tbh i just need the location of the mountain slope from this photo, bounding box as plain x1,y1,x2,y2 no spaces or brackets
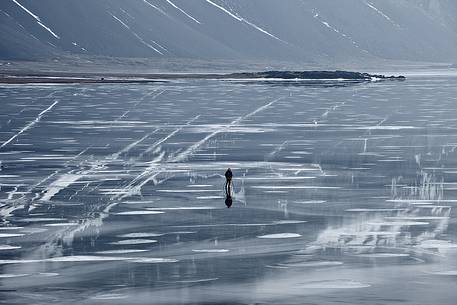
1,0,456,64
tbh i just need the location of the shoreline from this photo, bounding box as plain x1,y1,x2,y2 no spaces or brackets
0,70,405,84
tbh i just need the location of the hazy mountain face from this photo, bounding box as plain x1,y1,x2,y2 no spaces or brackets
1,0,456,64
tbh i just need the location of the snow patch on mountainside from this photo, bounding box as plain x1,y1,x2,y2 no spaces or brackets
165,0,201,24
142,0,169,17
365,1,401,28
110,12,164,55
11,0,60,39
313,9,369,54
205,0,285,43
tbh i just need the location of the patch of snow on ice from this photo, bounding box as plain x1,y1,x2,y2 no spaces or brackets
0,101,58,149
192,249,229,253
257,233,302,239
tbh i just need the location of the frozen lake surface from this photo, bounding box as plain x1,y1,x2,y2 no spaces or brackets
0,76,456,304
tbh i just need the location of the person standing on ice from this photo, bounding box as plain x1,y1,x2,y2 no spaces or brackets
225,168,233,191
225,168,233,208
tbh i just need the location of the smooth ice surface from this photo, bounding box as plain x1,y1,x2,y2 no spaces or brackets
0,75,457,304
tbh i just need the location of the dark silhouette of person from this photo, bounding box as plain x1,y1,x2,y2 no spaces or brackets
225,196,233,208
224,168,233,208
225,168,232,190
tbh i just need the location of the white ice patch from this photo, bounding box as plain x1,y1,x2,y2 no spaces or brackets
156,189,219,193
257,233,301,239
0,259,39,264
386,216,449,220
46,256,127,262
355,125,418,130
273,220,307,225
96,249,149,254
12,0,60,39
346,208,406,212
252,186,340,190
38,272,59,277
18,218,63,222
109,239,158,245
0,245,21,250
0,233,24,238
388,199,457,203
115,210,164,215
20,228,48,233
368,221,429,226
147,206,217,210
40,173,81,201
294,200,327,204
130,257,178,263
192,249,229,253
0,256,176,264
243,176,316,181
172,278,218,283
91,294,128,300
166,231,196,235
44,223,79,227
355,253,410,258
0,273,29,278
339,231,401,236
281,261,343,268
417,240,457,249
117,233,164,238
298,280,370,289
428,270,457,276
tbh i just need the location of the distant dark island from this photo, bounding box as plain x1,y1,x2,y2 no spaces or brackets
225,70,406,80
0,70,405,84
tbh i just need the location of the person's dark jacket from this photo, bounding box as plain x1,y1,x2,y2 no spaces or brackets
225,169,233,180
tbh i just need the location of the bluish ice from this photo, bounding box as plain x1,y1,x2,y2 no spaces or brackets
0,75,456,304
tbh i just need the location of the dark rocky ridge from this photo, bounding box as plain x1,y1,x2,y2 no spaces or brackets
226,71,406,80
0,70,405,84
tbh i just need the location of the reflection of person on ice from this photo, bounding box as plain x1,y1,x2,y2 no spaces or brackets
225,168,233,208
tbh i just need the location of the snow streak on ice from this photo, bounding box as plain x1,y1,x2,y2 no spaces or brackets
11,0,60,39
0,101,58,149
